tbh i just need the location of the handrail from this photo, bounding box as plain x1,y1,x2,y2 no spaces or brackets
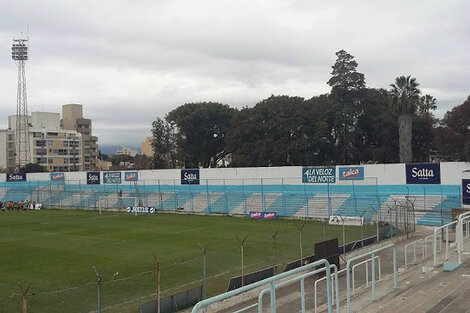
314,266,346,313
352,255,381,294
191,258,333,313
346,243,397,313
258,264,340,313
433,220,458,266
458,211,470,264
404,239,425,268
424,233,441,259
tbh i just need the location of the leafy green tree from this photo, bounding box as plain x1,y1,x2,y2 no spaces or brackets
418,94,437,116
327,49,365,104
356,88,399,163
326,50,367,164
434,95,470,161
389,75,421,163
151,117,176,169
19,163,46,173
166,102,235,168
226,95,337,167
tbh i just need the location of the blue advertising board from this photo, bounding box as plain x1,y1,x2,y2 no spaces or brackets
6,173,26,182
103,172,121,184
124,171,138,181
406,163,441,184
462,179,470,205
181,169,200,185
51,172,65,181
302,167,336,183
86,171,101,185
338,167,364,180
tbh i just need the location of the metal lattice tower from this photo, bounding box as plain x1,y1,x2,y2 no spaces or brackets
12,38,31,169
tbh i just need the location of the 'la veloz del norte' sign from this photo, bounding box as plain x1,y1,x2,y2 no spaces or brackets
302,167,336,183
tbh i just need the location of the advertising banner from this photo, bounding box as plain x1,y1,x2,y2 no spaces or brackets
86,171,101,185
6,173,26,182
248,211,277,220
406,163,441,184
328,215,363,226
126,206,155,214
181,169,200,185
50,172,65,181
124,171,138,181
462,179,470,205
302,167,336,183
103,172,122,184
338,167,364,180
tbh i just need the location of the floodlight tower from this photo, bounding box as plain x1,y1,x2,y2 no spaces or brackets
12,37,31,169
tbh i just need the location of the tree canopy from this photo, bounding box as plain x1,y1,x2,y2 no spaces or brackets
149,50,465,168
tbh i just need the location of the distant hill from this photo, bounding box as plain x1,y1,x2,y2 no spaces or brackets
99,145,141,155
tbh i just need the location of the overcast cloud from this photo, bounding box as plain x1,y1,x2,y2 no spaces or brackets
0,0,469,146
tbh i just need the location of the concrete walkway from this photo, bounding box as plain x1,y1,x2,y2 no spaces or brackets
204,226,437,313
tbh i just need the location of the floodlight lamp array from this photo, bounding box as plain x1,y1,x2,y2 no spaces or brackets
12,40,28,61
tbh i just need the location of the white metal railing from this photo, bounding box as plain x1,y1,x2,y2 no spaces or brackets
404,239,425,268
314,267,346,313
191,259,335,313
257,264,340,313
352,255,381,294
458,212,470,264
433,220,458,267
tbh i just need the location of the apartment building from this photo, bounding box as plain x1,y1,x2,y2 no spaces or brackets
0,104,98,172
141,136,153,157
61,104,98,171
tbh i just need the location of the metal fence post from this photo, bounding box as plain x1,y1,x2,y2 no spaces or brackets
222,179,228,214
206,179,211,214
261,178,265,212
282,178,287,217
371,252,376,301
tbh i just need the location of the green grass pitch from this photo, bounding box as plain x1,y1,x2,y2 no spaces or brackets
0,210,378,313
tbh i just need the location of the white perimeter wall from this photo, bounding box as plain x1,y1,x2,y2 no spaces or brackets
1,162,469,186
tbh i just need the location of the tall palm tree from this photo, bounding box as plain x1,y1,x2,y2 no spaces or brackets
419,94,437,115
389,75,421,163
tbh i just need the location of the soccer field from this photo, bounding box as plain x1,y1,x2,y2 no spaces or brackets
0,210,378,313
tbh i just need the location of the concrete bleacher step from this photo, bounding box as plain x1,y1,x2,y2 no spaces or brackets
180,192,223,213
230,193,282,215
359,261,470,313
296,194,350,219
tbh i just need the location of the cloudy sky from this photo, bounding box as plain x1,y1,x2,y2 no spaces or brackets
1,0,469,147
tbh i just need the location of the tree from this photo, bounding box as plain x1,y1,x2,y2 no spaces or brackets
18,163,46,173
389,75,421,163
434,95,470,161
418,94,437,116
133,154,153,170
327,49,365,104
225,95,337,167
326,50,367,164
166,102,235,168
356,88,399,163
151,118,176,169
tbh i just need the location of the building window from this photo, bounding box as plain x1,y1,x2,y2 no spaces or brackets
8,134,13,141
47,132,58,136
36,140,46,147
